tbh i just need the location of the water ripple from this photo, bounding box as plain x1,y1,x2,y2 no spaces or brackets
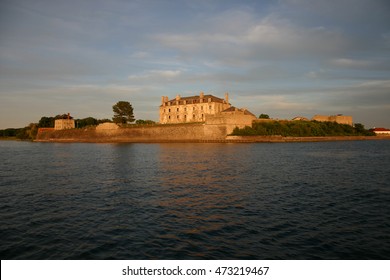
1,141,390,259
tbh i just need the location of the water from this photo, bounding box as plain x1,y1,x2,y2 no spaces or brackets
1,140,390,259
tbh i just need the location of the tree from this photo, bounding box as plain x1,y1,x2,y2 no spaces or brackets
259,113,270,119
135,119,156,125
112,101,135,124
76,117,98,128
38,116,55,128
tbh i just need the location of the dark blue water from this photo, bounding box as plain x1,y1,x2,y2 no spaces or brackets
1,140,390,259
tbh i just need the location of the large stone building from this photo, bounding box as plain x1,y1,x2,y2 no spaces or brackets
159,92,231,124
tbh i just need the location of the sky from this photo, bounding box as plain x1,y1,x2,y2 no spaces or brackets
1,0,389,129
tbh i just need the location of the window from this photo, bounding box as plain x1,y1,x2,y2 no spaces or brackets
193,114,195,119
168,108,171,112
209,105,212,110
177,115,179,119
177,108,179,112
201,106,203,110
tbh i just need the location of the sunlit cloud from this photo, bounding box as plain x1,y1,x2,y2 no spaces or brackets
128,70,182,81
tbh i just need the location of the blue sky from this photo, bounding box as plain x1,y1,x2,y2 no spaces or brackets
1,0,389,129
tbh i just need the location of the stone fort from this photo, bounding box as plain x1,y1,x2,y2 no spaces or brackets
159,92,232,124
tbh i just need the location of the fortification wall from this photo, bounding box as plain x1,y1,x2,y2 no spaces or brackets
206,111,256,134
36,123,228,142
312,115,353,126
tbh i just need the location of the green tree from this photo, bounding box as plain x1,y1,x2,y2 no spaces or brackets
259,113,270,119
135,119,156,125
16,123,38,140
112,101,135,124
38,116,55,128
76,117,98,128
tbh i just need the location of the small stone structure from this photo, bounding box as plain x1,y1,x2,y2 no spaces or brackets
312,115,353,126
54,119,75,130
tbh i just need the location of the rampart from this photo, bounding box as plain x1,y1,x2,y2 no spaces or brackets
35,124,387,143
312,115,353,126
36,123,228,143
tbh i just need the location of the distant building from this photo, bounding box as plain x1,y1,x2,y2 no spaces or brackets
54,113,75,130
312,114,353,126
159,92,231,124
292,116,309,121
370,127,390,135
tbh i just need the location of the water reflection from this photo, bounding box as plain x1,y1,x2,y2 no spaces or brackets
145,144,254,258
1,141,389,259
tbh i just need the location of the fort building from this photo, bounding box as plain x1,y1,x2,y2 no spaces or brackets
159,92,231,124
54,113,75,130
54,119,75,130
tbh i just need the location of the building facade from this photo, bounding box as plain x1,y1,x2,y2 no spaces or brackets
159,92,231,124
54,119,75,130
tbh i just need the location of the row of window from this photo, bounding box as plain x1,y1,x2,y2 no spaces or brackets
164,98,217,106
164,105,212,113
167,114,204,120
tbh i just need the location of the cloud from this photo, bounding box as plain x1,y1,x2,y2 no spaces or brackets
130,51,150,59
154,13,354,68
128,70,182,81
330,58,377,69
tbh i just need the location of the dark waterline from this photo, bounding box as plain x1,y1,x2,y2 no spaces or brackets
1,140,390,259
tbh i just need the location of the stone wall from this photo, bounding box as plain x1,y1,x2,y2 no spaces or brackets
206,109,257,134
312,115,353,126
37,123,229,142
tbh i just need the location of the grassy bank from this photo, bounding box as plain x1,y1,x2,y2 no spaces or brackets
231,120,375,137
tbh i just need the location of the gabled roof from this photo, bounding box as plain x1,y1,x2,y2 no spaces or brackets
167,94,225,103
222,106,256,117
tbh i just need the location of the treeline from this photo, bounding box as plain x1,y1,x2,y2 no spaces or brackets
0,115,112,140
231,120,375,137
38,115,112,128
1,115,157,140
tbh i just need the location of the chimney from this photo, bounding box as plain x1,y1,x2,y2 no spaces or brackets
225,92,229,104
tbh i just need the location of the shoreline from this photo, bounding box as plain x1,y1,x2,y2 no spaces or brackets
34,135,390,143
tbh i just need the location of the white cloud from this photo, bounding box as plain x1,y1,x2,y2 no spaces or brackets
128,70,182,81
330,58,376,68
130,51,150,59
154,13,353,67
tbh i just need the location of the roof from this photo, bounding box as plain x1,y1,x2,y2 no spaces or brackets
292,116,309,121
222,106,256,117
167,94,225,104
372,127,390,131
